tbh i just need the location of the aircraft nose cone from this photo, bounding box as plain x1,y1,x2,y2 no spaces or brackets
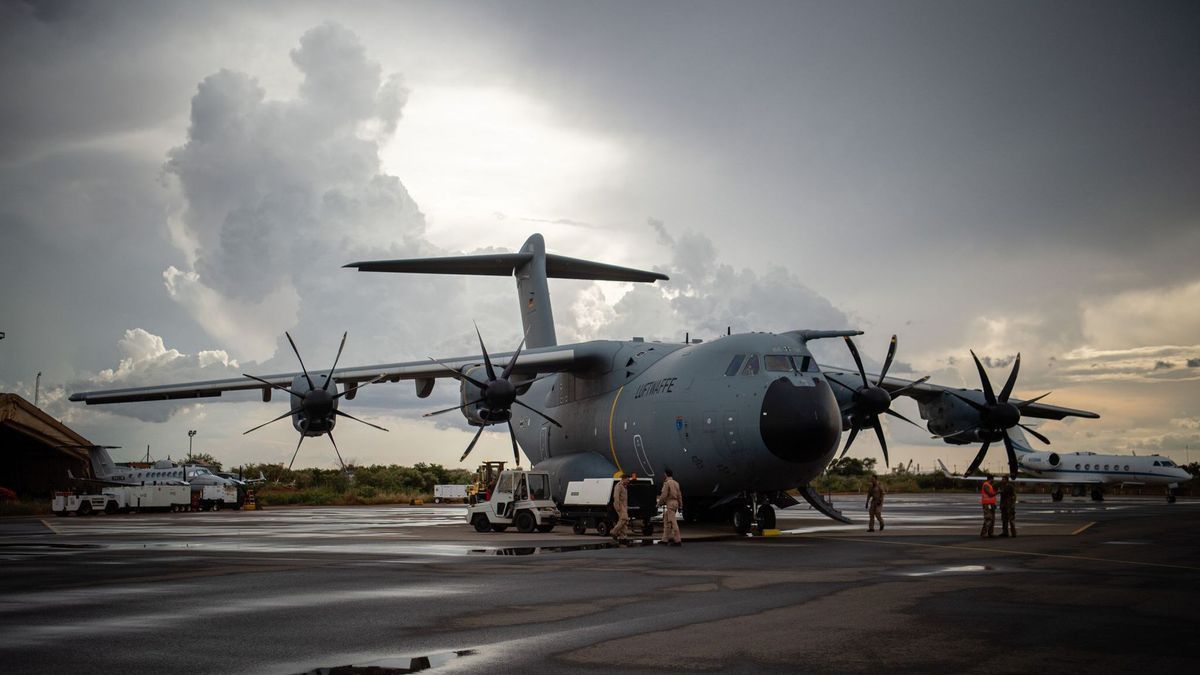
759,377,842,463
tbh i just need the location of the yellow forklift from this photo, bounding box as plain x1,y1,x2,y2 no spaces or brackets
470,461,507,505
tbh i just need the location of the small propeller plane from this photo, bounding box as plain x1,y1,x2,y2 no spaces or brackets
70,234,1099,531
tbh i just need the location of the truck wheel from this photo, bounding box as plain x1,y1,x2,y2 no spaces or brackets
515,511,536,533
434,497,442,504
572,521,587,535
213,501,221,511
536,523,555,533
77,501,93,516
642,521,654,536
472,515,491,533
105,501,119,515
595,520,611,537
490,524,509,532
54,510,66,517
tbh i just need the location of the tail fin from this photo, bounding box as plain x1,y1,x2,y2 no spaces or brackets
345,233,668,348
1006,427,1036,454
89,446,118,479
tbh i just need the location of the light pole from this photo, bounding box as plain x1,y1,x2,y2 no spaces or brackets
34,372,42,407
187,430,196,460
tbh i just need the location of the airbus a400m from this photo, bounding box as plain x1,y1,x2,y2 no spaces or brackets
71,234,1099,531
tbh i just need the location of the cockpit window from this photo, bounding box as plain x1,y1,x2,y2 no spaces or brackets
764,355,794,372
795,355,815,372
740,354,760,376
1153,461,1161,466
725,354,745,376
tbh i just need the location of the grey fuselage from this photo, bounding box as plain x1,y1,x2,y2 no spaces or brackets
499,332,843,502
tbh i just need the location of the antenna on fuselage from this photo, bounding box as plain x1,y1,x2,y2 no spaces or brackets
685,332,689,344
727,326,731,336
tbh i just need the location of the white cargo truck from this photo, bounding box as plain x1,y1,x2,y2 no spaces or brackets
195,484,240,510
433,484,469,503
465,469,559,533
127,485,191,511
53,485,192,515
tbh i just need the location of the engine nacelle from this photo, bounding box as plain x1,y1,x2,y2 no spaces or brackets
1019,451,1061,471
290,374,340,436
458,365,494,426
917,391,988,444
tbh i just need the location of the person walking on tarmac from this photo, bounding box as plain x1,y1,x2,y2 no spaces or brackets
658,468,683,546
866,474,885,532
980,474,998,538
610,474,632,545
999,476,1017,537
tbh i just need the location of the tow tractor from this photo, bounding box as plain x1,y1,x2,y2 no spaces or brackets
466,468,560,533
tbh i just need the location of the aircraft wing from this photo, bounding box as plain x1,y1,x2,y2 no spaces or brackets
820,367,1099,421
69,341,620,406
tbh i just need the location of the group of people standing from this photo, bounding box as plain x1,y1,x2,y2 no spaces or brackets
864,473,1018,537
609,468,683,547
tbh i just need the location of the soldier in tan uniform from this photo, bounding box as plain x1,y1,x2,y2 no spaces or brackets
657,468,683,546
866,474,885,532
609,474,631,544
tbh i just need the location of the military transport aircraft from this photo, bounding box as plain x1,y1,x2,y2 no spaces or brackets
70,234,1099,531
939,428,1192,503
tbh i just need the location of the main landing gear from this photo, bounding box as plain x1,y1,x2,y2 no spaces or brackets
731,493,776,535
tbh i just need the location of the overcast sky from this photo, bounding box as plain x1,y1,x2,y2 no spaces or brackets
2,0,1198,473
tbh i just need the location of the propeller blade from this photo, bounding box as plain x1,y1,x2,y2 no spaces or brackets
427,357,488,389
965,440,990,476
839,425,860,460
878,334,898,383
500,333,528,381
969,350,997,405
424,398,486,417
871,417,889,468
513,398,563,427
507,419,521,466
323,331,348,391
331,374,389,400
243,408,300,435
286,332,316,390
844,336,869,388
242,374,305,398
334,409,388,432
998,353,1021,402
327,430,347,472
1015,392,1053,409
1002,432,1018,477
884,408,924,431
1018,423,1052,445
474,322,497,382
287,434,306,472
459,425,486,463
887,375,931,398
949,391,990,414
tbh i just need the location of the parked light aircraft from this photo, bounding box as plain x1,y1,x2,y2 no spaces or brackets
63,444,244,490
939,428,1193,503
70,234,1100,530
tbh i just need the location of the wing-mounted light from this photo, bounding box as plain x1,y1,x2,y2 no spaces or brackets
827,334,928,468
241,332,387,472
424,323,562,465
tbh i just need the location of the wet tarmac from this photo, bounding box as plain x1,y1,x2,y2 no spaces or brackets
1,493,1197,673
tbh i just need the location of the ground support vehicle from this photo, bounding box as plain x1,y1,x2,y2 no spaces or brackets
53,485,194,515
126,485,192,511
433,484,470,503
466,469,559,533
559,477,658,536
53,490,126,516
192,484,240,511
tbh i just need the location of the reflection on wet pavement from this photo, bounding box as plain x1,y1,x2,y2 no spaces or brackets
303,649,477,674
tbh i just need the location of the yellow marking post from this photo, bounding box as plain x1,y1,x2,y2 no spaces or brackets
607,385,625,474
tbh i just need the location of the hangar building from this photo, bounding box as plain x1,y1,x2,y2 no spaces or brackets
0,393,93,497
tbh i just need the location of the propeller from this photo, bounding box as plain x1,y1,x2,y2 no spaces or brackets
951,351,1052,477
241,332,387,471
827,335,928,469
426,324,561,465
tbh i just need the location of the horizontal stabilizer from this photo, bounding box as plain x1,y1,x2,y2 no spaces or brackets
345,253,668,283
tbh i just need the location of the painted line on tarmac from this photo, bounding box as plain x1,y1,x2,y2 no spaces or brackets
801,535,1200,572
40,518,61,535
1071,522,1096,535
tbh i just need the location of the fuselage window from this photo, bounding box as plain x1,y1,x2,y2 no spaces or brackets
724,355,745,376
1103,465,1110,471
1085,464,1091,470
1124,465,1130,471
1075,464,1081,470
741,354,760,376
764,355,794,372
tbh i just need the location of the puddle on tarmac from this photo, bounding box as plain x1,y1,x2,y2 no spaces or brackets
469,540,656,556
303,649,476,673
896,565,991,577
0,542,103,550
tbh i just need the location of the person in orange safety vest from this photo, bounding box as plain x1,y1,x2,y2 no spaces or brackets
980,474,997,538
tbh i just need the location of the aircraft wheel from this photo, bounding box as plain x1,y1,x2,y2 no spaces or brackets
1090,488,1104,502
732,506,753,535
1051,488,1063,502
490,524,509,532
472,515,491,532
595,520,611,537
1168,494,1177,504
77,501,93,516
756,504,776,530
105,501,119,515
572,521,587,535
515,511,537,533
